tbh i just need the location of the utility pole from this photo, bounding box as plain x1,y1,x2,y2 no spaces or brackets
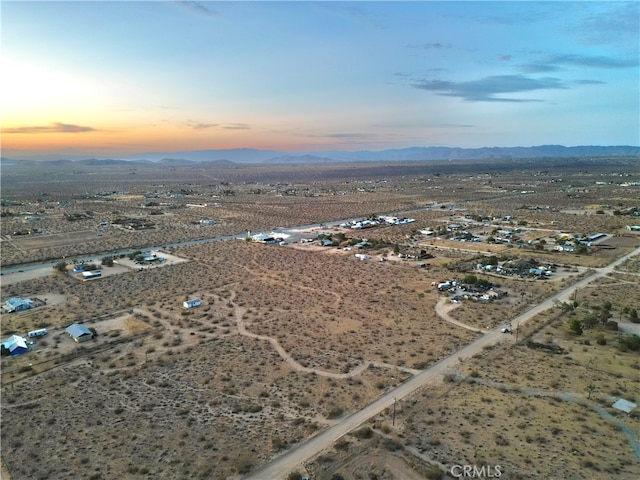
515,323,519,343
392,398,397,426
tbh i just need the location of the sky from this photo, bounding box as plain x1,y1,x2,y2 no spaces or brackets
1,1,639,160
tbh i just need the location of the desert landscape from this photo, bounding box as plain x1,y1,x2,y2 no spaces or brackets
1,158,640,480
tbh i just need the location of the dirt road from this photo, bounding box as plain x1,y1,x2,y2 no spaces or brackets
243,245,640,480
434,298,484,333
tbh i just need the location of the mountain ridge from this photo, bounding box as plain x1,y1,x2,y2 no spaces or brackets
2,144,639,165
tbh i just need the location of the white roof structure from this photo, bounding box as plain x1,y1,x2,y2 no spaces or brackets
2,335,28,355
183,298,202,308
612,398,638,413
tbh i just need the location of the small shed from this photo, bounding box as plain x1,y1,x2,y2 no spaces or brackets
183,298,202,309
612,398,637,413
2,335,29,356
66,323,94,342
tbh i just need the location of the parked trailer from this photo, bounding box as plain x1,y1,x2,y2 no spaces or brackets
28,328,48,338
82,271,102,280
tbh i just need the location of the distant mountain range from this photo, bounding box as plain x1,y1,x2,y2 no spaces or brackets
3,145,639,165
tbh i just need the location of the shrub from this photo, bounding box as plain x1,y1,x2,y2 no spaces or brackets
618,334,640,352
334,439,350,451
353,426,373,439
53,261,67,273
326,406,344,419
568,318,583,335
425,466,444,480
233,452,254,474
382,437,402,451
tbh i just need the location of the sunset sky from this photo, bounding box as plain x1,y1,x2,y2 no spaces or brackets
1,1,639,160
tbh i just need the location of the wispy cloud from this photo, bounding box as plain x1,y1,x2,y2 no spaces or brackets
175,1,217,18
186,120,219,130
418,42,452,50
572,80,605,86
184,121,250,130
325,133,377,139
4,123,97,134
223,123,251,130
312,2,386,31
297,132,378,140
412,75,568,102
521,53,639,73
573,2,640,46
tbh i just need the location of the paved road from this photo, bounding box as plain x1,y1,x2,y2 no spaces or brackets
243,245,640,480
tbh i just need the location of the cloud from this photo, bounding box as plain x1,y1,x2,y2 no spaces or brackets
573,3,640,46
186,120,218,130
297,132,378,141
183,121,250,130
572,80,606,86
175,1,217,18
520,63,561,74
325,133,377,139
434,123,475,129
412,74,568,102
312,2,386,31
521,53,639,73
420,42,452,50
406,42,455,57
4,123,97,134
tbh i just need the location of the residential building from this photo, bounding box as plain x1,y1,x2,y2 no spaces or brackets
3,297,33,313
1,335,29,356
66,323,94,342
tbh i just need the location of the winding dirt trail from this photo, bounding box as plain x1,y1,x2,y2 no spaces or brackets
231,292,417,379
243,245,640,480
434,297,485,333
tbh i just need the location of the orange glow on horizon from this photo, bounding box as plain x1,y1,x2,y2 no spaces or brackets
1,122,334,157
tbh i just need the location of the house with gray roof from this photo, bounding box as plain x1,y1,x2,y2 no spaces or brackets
65,323,94,343
3,297,33,313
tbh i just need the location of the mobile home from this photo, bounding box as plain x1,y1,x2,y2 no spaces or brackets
28,328,48,338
